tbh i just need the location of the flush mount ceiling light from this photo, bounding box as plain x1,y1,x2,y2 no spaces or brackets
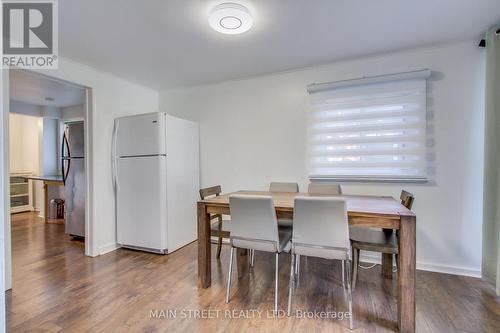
208,3,253,35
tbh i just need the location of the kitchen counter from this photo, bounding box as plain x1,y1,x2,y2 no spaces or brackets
24,175,63,183
23,175,64,223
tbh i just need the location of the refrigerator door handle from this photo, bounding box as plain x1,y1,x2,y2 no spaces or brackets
111,121,119,193
61,152,65,187
61,158,65,186
61,131,71,186
65,129,71,158
65,159,71,186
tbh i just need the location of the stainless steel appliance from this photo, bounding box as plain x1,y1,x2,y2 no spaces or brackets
61,121,85,237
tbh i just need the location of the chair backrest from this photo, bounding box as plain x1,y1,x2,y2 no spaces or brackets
308,182,342,195
200,186,224,223
269,182,299,193
199,185,222,200
293,196,349,250
229,195,279,250
400,190,414,210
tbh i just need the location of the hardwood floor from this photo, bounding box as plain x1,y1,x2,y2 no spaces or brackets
6,212,500,332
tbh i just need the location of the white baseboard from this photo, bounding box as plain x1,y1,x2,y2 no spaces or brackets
100,243,480,278
99,242,119,255
415,262,481,278
359,252,481,278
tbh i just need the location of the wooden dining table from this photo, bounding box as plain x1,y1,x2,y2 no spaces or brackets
197,190,416,333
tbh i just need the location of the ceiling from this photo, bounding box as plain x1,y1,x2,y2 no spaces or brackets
9,70,85,107
59,0,500,90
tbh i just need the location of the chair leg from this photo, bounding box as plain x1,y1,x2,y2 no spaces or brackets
287,254,295,316
275,253,279,313
295,255,300,286
352,248,359,291
295,254,300,274
250,249,255,267
216,236,223,259
341,260,345,288
226,247,235,303
346,259,354,330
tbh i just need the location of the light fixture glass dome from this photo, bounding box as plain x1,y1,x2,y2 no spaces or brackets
208,3,253,35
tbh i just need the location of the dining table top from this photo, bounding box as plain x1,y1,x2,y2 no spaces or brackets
199,190,414,219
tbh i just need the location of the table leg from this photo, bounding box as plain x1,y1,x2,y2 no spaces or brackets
236,248,248,278
397,214,416,333
382,228,394,278
197,202,211,288
44,182,48,223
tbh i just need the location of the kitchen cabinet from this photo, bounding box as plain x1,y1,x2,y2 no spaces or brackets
10,172,33,213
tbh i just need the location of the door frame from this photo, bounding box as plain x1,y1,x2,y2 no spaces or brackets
1,69,8,332
2,69,95,291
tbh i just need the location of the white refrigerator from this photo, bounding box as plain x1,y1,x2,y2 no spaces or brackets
112,112,199,254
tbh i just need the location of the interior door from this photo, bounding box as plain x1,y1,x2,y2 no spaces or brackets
115,113,166,157
116,155,167,251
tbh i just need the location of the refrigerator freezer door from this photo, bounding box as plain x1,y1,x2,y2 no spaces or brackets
65,158,85,237
116,155,167,252
62,122,85,158
115,113,166,157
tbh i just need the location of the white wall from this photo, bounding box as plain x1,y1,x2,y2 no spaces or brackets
9,114,40,175
33,58,159,256
10,100,61,118
9,100,40,117
40,106,62,119
42,118,59,175
161,40,485,277
61,104,84,120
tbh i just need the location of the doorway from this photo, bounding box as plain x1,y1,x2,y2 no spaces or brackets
4,69,93,290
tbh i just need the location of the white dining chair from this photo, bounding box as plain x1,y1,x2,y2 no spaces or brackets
308,182,342,195
226,194,292,312
294,182,342,284
287,196,353,330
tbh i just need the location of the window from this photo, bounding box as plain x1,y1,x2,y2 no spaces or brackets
307,70,430,181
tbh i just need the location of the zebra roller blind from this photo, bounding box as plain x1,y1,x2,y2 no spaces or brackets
307,72,429,181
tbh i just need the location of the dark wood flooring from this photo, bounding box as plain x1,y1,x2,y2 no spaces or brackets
6,212,500,332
